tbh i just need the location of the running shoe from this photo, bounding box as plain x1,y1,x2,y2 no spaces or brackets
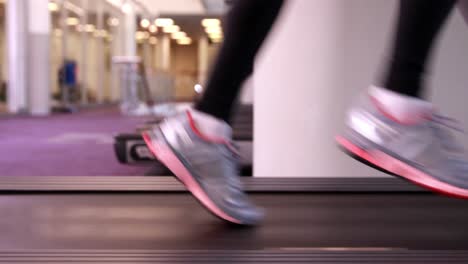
337,93,468,198
142,111,263,225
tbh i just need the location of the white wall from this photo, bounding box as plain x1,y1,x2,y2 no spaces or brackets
254,0,468,177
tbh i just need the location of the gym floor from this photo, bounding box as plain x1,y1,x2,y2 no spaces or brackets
0,106,150,177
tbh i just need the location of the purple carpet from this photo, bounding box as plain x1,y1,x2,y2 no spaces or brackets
0,107,152,177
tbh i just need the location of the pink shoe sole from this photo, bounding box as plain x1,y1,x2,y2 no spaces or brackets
142,131,242,224
336,135,468,199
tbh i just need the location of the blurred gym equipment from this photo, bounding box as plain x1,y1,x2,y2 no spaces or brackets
114,104,254,176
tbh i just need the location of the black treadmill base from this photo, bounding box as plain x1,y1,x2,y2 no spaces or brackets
2,189,468,262
2,193,468,252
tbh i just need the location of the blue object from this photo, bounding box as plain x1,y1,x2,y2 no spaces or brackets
63,60,77,86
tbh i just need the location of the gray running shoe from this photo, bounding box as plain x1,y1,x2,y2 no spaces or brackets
142,111,263,225
337,94,468,199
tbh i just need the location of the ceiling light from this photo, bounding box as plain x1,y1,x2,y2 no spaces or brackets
171,31,187,39
66,17,80,26
201,18,221,28
64,1,84,16
209,32,223,39
163,25,180,33
85,24,95,32
205,27,222,34
177,37,192,45
155,18,174,27
48,2,59,12
108,17,119,27
149,25,157,33
122,3,132,13
140,19,150,28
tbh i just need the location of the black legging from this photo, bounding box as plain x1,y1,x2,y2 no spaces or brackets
195,0,284,123
196,0,457,124
380,0,456,98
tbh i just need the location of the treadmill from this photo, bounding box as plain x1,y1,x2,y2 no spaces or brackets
2,176,468,263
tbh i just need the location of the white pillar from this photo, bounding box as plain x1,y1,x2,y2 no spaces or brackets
198,36,209,85
110,13,123,102
6,0,28,113
124,7,137,57
80,0,89,105
60,0,68,63
96,0,105,103
59,0,69,107
27,0,51,115
156,35,171,71
121,6,137,106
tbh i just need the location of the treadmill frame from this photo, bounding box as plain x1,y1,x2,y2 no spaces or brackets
1,249,467,263
0,177,424,192
1,177,463,262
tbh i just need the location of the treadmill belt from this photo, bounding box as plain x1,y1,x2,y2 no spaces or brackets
2,193,468,251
